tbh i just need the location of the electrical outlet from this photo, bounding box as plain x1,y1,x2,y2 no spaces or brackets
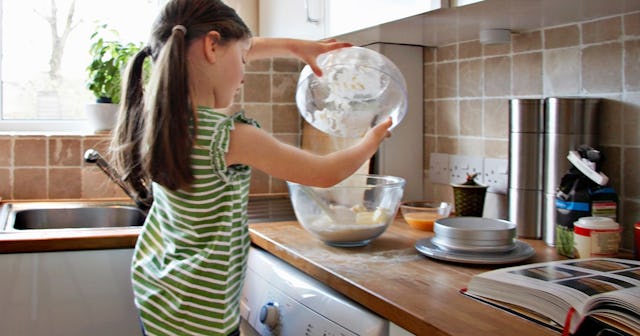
449,155,483,184
429,153,450,184
483,158,509,194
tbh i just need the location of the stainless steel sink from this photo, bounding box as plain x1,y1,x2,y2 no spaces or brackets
1,202,146,231
0,196,297,231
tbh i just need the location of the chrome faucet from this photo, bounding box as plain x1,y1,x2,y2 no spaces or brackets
84,149,152,211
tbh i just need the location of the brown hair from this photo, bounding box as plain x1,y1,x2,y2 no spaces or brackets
111,0,251,195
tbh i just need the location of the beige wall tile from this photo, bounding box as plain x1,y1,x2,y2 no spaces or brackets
424,100,436,135
623,147,640,198
437,44,457,62
459,99,483,136
249,169,269,194
436,100,459,136
457,138,485,157
246,58,271,72
513,31,541,53
423,47,436,63
483,43,510,57
272,104,300,133
0,138,11,166
273,58,301,73
484,139,508,159
424,63,436,100
436,137,458,154
544,25,579,49
0,168,11,198
484,99,509,139
600,146,621,198
14,168,47,199
625,40,640,91
459,59,482,97
436,62,458,98
458,40,482,59
598,98,623,146
49,137,81,167
272,73,297,103
244,103,273,132
484,56,511,97
243,73,271,102
623,93,640,146
543,47,581,95
81,167,126,198
270,178,289,194
582,17,622,44
50,168,82,198
625,12,640,36
513,52,542,96
15,138,46,167
582,42,622,93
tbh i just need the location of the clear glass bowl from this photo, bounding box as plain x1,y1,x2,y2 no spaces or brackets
400,201,452,232
296,47,408,138
287,174,406,247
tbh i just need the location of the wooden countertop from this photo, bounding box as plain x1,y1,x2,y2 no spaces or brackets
0,199,611,335
248,219,565,336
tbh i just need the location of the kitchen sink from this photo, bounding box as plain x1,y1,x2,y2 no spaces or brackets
0,196,297,231
1,202,146,231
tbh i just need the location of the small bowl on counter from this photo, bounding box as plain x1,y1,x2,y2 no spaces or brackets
287,174,406,247
400,201,452,231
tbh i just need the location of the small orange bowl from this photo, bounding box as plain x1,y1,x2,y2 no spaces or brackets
400,201,452,231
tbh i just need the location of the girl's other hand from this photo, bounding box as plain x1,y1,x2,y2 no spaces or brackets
298,39,352,77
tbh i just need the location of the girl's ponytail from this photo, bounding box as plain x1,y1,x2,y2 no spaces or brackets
110,47,152,204
143,26,194,190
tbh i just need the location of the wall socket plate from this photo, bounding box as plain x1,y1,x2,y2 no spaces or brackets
429,153,450,184
449,155,483,185
483,158,509,194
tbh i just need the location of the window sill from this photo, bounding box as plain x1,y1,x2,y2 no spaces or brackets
0,120,104,136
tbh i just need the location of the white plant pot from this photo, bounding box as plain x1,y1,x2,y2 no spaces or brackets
85,103,119,132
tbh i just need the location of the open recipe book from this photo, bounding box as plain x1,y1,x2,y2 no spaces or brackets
463,258,640,336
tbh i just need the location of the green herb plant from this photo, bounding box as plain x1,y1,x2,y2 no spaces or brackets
86,24,143,104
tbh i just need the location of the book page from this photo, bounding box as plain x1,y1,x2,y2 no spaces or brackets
466,258,640,333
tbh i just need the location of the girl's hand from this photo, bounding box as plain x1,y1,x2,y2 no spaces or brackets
365,117,393,144
294,39,353,76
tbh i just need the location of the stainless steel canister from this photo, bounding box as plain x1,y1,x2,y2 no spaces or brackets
542,97,600,246
508,99,544,238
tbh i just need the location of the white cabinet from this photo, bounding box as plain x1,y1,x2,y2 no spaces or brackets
326,0,445,37
259,0,326,40
259,0,446,40
0,249,141,336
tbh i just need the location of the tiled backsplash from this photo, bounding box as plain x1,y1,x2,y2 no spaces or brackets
0,57,303,199
424,11,640,249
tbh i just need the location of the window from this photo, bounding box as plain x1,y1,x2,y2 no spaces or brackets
0,0,160,132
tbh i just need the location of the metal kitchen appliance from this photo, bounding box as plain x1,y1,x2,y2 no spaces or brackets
541,97,600,246
508,99,544,238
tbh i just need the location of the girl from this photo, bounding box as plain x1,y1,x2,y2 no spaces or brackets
111,0,392,335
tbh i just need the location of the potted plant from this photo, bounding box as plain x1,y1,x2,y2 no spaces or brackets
85,24,143,132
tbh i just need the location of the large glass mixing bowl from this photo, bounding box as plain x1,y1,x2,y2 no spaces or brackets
296,47,408,138
287,174,406,247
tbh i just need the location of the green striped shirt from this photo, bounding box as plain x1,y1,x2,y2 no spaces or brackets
133,108,256,336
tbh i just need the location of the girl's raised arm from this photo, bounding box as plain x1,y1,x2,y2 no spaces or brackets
246,37,352,76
